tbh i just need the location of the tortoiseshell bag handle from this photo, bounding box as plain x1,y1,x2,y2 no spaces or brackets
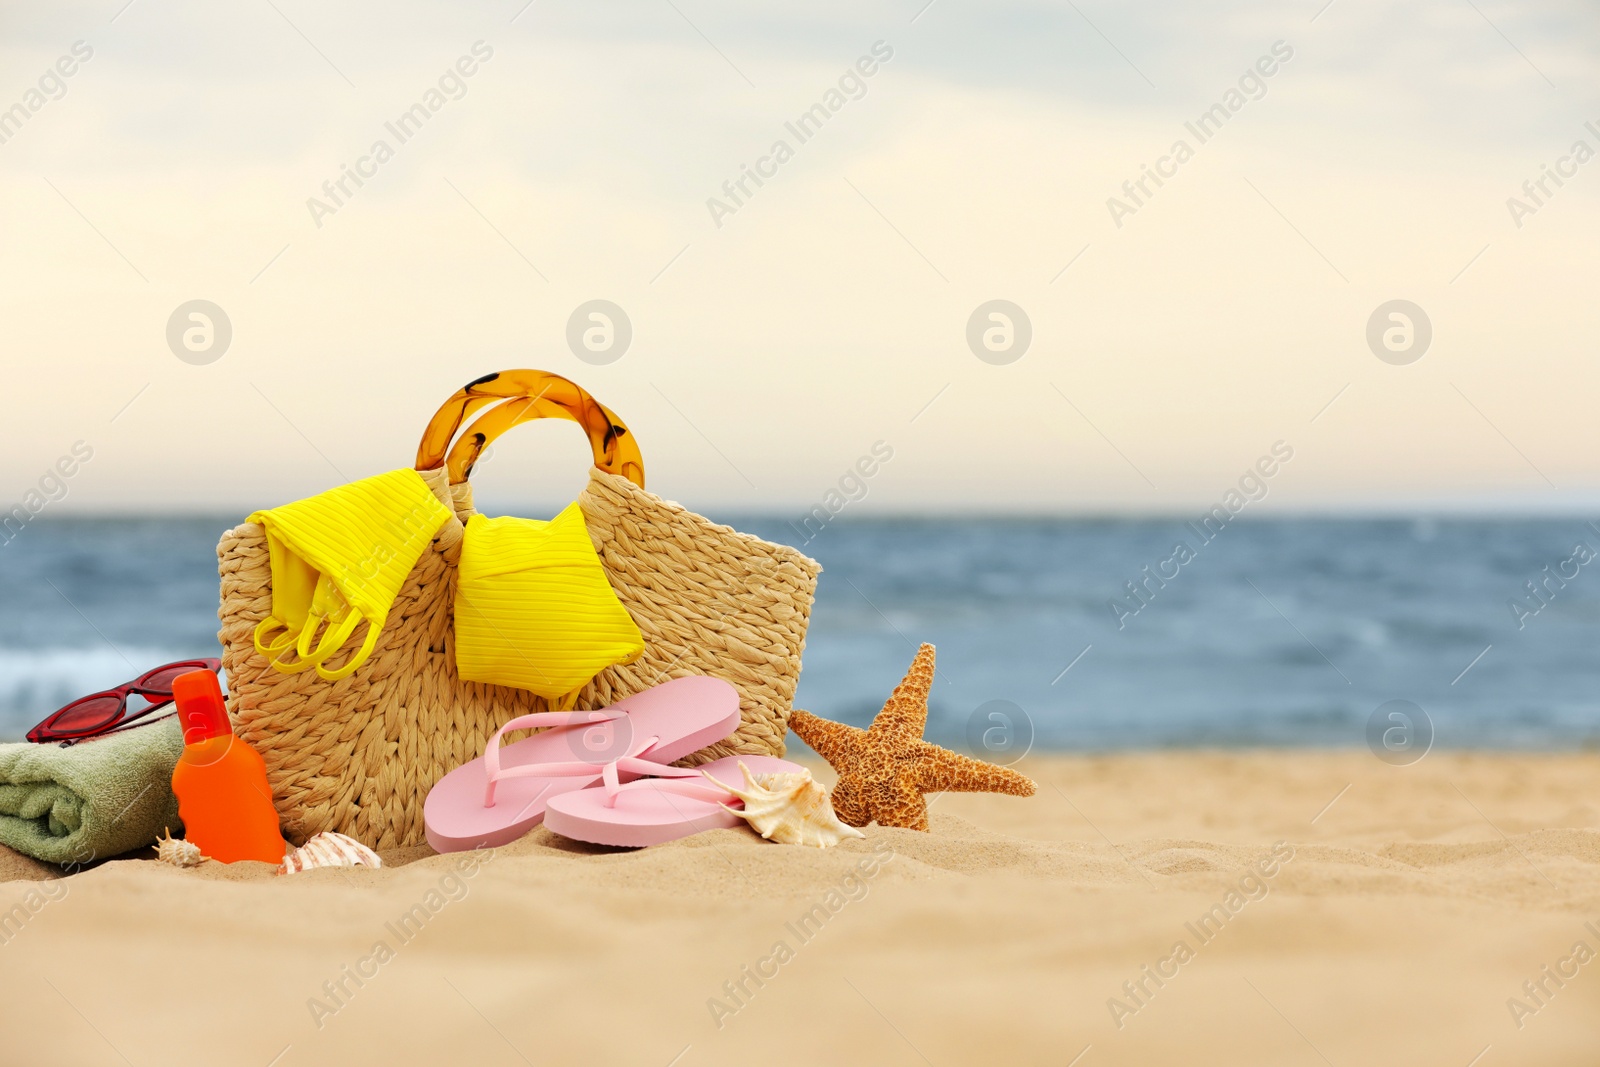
414,370,644,488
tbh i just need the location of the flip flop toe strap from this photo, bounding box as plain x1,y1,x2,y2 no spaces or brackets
481,710,624,807
598,770,739,810
598,756,708,806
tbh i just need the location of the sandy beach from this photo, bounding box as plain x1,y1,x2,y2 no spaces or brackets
0,750,1595,1066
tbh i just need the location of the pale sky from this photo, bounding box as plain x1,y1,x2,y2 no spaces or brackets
2,0,1598,516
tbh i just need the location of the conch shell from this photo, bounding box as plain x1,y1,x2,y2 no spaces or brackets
277,832,382,875
153,828,205,868
703,763,866,848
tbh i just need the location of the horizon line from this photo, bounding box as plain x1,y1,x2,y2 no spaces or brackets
16,503,1600,523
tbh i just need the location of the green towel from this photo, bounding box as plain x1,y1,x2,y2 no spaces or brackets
0,719,184,868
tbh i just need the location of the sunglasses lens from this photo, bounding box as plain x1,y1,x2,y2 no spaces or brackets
50,695,125,735
138,663,205,693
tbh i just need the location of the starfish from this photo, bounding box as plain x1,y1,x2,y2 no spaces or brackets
789,643,1036,831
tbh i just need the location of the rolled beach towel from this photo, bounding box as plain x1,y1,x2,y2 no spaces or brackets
0,719,184,868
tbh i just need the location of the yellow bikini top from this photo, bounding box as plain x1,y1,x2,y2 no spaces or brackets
249,469,453,680
418,370,647,705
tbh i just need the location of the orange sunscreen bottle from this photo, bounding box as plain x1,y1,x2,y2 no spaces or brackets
169,669,285,864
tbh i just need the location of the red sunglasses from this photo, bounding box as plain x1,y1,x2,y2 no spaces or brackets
27,658,223,745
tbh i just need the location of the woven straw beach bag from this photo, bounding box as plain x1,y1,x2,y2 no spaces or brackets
216,370,821,849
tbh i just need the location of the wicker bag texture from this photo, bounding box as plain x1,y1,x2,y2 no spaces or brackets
215,371,821,848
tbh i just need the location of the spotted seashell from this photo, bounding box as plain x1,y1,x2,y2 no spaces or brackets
277,832,382,875
703,763,867,848
153,828,205,868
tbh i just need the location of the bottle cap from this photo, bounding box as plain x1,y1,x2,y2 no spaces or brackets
172,669,232,745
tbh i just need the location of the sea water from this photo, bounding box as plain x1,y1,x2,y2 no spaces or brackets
2,515,1597,750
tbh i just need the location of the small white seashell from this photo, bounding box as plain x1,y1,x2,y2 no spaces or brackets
277,832,382,875
153,828,206,868
703,762,867,848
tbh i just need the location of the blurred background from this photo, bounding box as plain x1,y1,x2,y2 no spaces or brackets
2,0,1597,748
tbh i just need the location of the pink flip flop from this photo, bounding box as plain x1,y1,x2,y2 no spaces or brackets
424,676,741,853
543,754,806,848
